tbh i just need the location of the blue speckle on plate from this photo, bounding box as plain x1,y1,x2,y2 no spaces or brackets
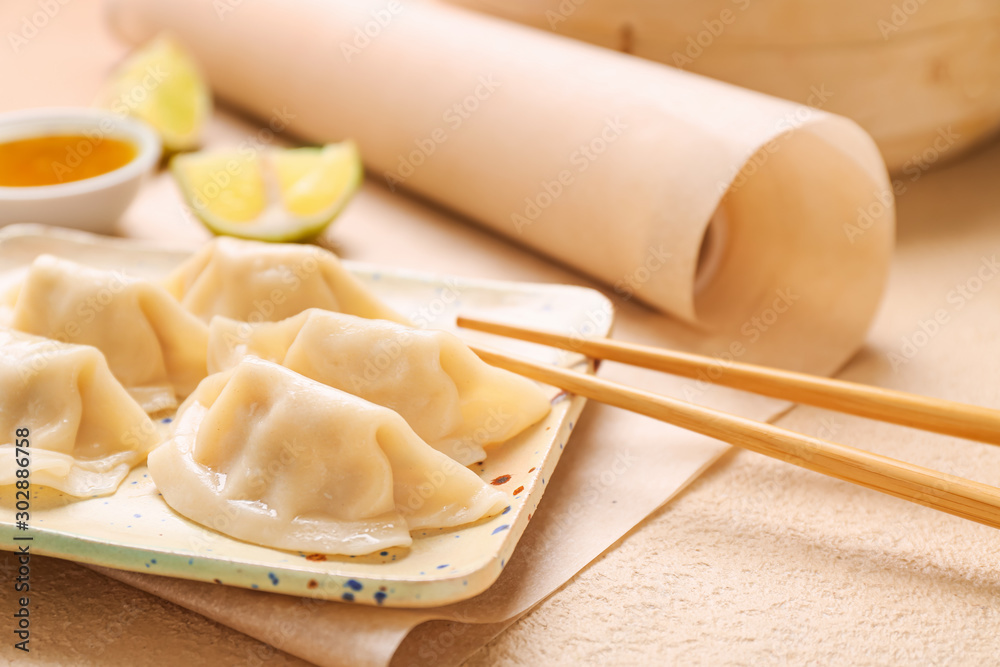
345,579,363,591
501,558,506,568
251,584,259,589
188,559,194,565
133,514,141,518
161,417,173,424
492,524,510,535
374,591,387,605
501,505,511,515
151,559,156,564
342,592,355,602
380,551,388,556
436,564,448,569
268,572,279,585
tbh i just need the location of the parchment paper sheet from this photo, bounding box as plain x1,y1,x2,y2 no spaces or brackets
1,0,898,664
109,0,894,374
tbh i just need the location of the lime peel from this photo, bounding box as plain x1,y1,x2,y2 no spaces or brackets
171,141,363,242
96,33,211,153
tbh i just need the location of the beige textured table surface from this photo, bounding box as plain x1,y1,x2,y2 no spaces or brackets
3,1,1000,665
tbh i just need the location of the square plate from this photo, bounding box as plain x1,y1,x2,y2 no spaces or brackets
0,224,612,608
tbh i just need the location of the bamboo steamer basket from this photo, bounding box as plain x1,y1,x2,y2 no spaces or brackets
445,0,1000,172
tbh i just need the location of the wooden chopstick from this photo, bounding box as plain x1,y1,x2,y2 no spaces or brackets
466,343,1000,530
457,316,1000,447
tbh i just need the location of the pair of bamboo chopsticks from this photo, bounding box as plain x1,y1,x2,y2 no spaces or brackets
457,315,1000,531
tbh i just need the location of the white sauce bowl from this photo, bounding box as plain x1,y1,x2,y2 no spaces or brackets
0,108,161,234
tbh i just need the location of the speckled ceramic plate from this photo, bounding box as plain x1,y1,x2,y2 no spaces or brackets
0,224,612,608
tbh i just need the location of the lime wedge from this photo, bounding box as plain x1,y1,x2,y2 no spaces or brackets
171,142,363,241
97,34,211,153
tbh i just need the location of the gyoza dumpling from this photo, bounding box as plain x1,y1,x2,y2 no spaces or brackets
9,255,209,413
208,309,552,465
148,357,507,555
0,329,160,496
163,237,407,324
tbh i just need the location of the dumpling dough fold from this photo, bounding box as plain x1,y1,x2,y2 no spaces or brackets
163,237,407,324
148,357,507,555
0,329,160,496
9,255,209,413
208,309,552,465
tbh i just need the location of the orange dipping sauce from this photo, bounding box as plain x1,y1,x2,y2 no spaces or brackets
0,134,137,187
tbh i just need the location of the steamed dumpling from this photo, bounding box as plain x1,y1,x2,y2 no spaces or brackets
9,255,209,413
0,328,160,496
208,309,552,465
163,237,407,324
148,357,507,555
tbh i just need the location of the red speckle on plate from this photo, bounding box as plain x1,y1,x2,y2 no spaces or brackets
305,553,327,562
490,474,511,485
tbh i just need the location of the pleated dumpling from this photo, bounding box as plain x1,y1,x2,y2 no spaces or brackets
9,255,209,413
0,329,160,496
163,237,407,324
148,357,507,555
208,309,552,465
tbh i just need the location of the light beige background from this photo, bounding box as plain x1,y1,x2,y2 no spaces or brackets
2,0,1000,665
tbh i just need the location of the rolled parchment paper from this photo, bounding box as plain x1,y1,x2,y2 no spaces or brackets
109,0,893,374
